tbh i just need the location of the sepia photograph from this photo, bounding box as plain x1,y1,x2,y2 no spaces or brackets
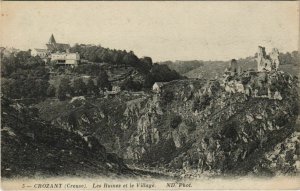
0,1,299,190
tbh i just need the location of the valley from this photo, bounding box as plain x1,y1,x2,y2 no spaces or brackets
1,44,300,179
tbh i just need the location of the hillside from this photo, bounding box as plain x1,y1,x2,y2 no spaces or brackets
165,51,299,80
36,70,300,177
68,44,183,88
1,46,183,104
160,60,204,75
183,61,228,79
183,59,300,80
1,97,130,178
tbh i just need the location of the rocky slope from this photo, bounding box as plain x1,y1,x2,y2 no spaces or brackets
36,70,299,176
1,97,130,178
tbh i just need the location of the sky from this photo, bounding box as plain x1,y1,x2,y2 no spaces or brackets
0,2,299,62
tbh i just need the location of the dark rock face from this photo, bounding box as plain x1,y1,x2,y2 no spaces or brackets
1,98,130,178
39,71,299,176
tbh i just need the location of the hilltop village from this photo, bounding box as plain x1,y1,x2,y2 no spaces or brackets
1,35,297,105
31,34,80,67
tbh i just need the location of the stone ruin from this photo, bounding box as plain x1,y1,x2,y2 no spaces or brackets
220,46,287,100
228,59,242,75
256,46,280,72
227,46,280,75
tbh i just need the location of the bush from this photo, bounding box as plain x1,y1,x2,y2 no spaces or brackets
47,85,56,97
1,51,50,100
73,78,87,96
169,114,182,129
87,78,98,95
193,94,211,111
97,70,111,92
162,90,174,103
56,78,72,101
120,77,142,91
143,64,182,88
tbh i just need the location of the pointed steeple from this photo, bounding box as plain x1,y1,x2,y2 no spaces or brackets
48,34,56,44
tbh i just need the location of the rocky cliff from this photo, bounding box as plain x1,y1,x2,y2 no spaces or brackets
1,98,130,178
36,70,299,176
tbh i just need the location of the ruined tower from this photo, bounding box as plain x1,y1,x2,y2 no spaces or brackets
270,48,280,71
256,46,279,72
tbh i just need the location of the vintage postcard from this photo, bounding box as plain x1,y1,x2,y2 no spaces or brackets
0,1,299,190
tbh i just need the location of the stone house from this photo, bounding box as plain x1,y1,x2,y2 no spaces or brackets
51,52,80,67
31,48,48,58
152,82,166,93
112,85,121,93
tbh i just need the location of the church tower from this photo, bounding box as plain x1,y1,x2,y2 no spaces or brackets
46,34,70,52
48,34,56,45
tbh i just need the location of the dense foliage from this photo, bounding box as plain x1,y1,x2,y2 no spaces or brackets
55,71,112,100
279,51,300,66
143,64,183,88
1,44,182,102
70,44,152,71
96,70,111,92
70,44,182,89
56,78,72,100
1,51,50,99
72,63,103,76
120,77,142,91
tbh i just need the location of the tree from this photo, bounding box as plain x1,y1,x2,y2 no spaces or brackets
24,56,44,69
141,56,153,66
100,49,111,63
1,56,18,77
149,63,182,84
57,85,67,101
291,51,300,66
73,78,87,96
121,77,142,91
122,51,139,67
47,85,56,97
143,73,155,88
35,79,49,98
1,78,20,99
1,49,52,101
279,52,292,65
56,78,72,100
15,51,31,64
112,52,123,66
87,78,98,95
96,70,111,92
